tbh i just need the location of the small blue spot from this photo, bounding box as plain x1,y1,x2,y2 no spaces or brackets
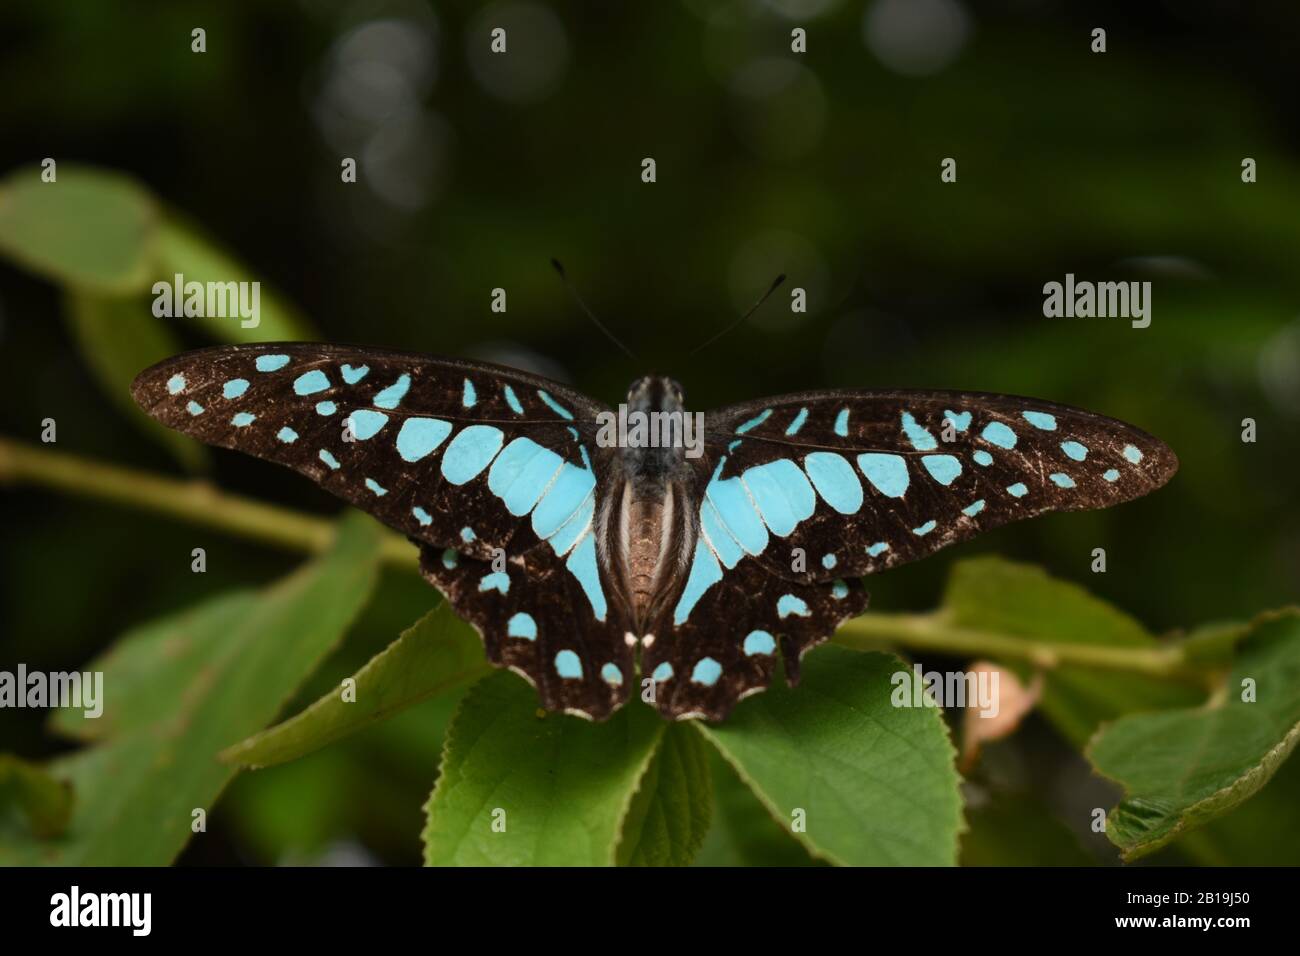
652,662,674,683
396,417,452,462
186,401,204,416
735,409,772,434
822,553,837,569
1022,411,1057,431
785,407,809,436
1123,444,1143,463
867,542,889,557
460,526,476,542
507,612,537,640
223,378,249,399
743,630,776,656
777,594,810,618
1061,440,1088,461
601,663,623,686
231,412,255,427
277,426,298,443
503,385,524,414
913,520,937,536
316,401,337,416
347,409,389,440
901,411,938,451
256,354,290,372
372,374,410,409
981,421,1017,449
167,374,186,394
691,657,723,686
479,572,510,594
462,378,476,408
831,579,848,600
441,425,505,485
962,499,985,516
834,407,850,437
319,449,340,470
294,370,331,396
858,453,909,498
1050,472,1076,488
412,506,432,526
365,477,387,496
555,650,583,679
537,389,574,420
944,410,971,432
804,452,864,515
728,440,742,452
1103,468,1120,482
973,450,994,466
340,364,369,384
1007,482,1028,497
441,549,458,570
922,454,962,486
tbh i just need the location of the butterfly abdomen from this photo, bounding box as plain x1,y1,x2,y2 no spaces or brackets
613,476,693,632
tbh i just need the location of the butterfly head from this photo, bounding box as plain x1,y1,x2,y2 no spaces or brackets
626,375,686,415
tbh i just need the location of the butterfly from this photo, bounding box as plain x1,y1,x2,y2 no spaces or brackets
132,343,1177,722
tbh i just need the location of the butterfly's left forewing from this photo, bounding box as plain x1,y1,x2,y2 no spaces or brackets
133,343,634,718
643,388,1177,720
698,389,1177,583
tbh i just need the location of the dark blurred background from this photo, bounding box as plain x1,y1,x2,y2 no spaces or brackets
1,0,1297,864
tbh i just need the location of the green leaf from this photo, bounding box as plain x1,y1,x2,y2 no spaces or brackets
48,591,257,743
153,217,316,343
693,749,822,866
1087,609,1300,861
63,289,208,471
221,602,491,770
1173,745,1300,865
422,673,664,866
0,165,157,292
1,512,381,865
615,723,712,866
943,557,1202,744
0,754,74,840
696,645,963,866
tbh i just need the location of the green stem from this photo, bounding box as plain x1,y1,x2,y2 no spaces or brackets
2,436,1200,679
834,611,1198,680
0,436,418,570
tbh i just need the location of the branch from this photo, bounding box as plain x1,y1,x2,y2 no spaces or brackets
834,612,1200,680
0,436,418,570
2,436,1205,680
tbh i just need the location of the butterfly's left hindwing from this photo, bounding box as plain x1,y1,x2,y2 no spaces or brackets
133,343,633,719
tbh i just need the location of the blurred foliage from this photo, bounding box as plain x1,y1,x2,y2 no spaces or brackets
1089,610,1300,861
1,1,1298,865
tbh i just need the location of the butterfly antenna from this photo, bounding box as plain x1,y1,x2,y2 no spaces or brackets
691,273,786,355
551,259,637,361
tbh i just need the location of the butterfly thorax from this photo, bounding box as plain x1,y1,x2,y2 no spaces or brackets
610,376,694,631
